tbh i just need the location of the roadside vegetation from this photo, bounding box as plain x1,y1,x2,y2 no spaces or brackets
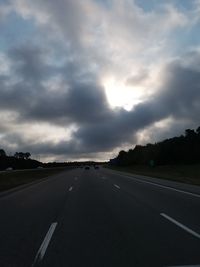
0,148,104,192
0,150,41,171
0,150,71,192
0,167,68,192
108,164,200,186
109,126,200,186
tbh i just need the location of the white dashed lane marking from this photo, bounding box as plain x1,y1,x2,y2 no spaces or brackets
161,213,200,239
114,184,120,189
32,222,57,266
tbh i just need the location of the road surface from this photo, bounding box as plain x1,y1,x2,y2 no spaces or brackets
0,167,200,267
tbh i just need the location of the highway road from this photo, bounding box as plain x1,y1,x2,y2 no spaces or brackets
0,167,200,267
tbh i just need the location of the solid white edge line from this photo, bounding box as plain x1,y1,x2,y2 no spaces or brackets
160,213,200,239
69,186,73,191
114,184,120,189
117,173,200,198
167,265,200,267
32,222,57,265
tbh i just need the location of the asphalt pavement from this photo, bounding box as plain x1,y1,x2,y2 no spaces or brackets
0,167,200,267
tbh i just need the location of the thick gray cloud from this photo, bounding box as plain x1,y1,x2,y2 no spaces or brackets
70,55,200,154
0,46,110,124
1,1,200,161
1,48,200,160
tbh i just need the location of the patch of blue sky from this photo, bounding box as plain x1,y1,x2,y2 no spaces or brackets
135,0,195,12
0,0,9,4
168,22,200,57
94,0,112,9
0,12,36,51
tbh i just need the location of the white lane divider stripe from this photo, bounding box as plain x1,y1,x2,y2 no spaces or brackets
160,213,200,239
32,222,57,265
167,265,200,267
114,184,120,189
69,186,73,191
120,174,200,198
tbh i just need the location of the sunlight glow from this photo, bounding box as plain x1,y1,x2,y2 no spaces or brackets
103,77,145,110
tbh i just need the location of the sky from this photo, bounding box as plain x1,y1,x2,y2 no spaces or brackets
0,0,200,162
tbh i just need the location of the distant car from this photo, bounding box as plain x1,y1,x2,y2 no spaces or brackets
85,166,90,170
94,166,99,169
6,167,13,171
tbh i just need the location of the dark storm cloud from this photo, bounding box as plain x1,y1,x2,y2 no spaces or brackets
0,46,106,123
158,61,200,120
26,81,112,124
1,45,200,157
9,46,51,82
71,55,200,153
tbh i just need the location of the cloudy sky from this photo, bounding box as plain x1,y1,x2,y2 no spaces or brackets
0,0,200,162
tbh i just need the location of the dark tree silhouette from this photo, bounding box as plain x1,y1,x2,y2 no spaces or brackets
14,152,31,160
110,126,200,166
0,150,40,170
24,152,31,160
0,149,6,157
196,126,200,135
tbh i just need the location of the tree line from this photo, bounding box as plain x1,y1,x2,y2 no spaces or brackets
0,150,41,170
0,149,105,170
110,126,200,166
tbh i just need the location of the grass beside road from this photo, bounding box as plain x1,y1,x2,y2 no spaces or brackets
107,164,200,186
0,167,69,192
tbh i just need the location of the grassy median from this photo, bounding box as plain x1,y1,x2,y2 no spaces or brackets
107,164,200,186
0,167,69,192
